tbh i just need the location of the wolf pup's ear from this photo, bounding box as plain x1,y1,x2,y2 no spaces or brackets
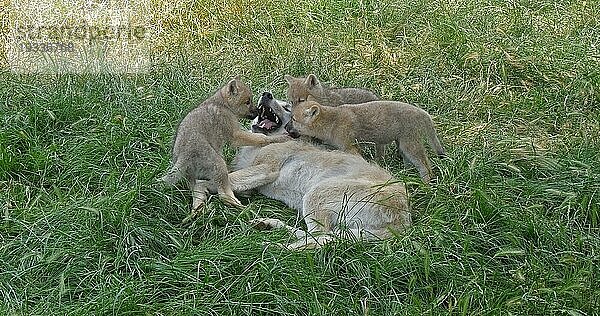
305,103,320,118
305,74,320,89
284,75,294,84
227,79,239,96
234,74,241,80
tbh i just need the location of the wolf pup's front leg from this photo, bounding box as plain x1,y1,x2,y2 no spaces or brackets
231,130,291,147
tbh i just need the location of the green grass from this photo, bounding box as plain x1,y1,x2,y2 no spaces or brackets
1,0,599,314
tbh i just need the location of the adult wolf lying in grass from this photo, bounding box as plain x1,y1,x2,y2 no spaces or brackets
223,92,411,249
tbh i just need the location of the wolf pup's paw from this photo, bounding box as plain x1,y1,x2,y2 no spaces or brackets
219,193,244,208
270,134,293,143
182,204,205,224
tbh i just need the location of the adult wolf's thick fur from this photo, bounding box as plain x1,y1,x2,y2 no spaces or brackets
229,92,411,249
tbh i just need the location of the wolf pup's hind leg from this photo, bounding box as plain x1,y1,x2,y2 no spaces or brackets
214,168,243,208
199,148,244,208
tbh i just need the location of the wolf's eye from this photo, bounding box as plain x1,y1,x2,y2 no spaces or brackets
298,99,306,103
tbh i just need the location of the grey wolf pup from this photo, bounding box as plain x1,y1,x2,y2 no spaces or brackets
225,92,411,249
285,74,378,106
160,77,290,213
285,100,445,183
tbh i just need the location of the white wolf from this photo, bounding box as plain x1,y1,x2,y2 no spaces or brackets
223,92,411,249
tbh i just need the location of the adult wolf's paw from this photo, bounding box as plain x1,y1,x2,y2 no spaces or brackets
250,218,287,230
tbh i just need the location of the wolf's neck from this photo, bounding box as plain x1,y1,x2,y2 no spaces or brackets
318,106,351,141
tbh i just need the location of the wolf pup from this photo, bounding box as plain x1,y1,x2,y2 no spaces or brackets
285,74,378,107
285,100,445,183
161,76,290,213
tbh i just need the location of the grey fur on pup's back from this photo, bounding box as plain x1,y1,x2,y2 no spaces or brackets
285,74,378,106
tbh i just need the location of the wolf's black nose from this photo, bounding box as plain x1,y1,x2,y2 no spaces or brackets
262,92,273,100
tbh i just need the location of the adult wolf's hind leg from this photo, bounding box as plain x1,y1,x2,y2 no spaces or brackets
284,235,334,250
250,217,333,250
250,218,307,239
228,164,279,193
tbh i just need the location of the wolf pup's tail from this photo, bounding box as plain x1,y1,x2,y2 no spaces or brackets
428,131,446,158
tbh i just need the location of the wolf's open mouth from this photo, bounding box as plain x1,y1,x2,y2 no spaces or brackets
253,102,281,132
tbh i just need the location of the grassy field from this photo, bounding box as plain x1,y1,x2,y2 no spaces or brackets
1,0,599,314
